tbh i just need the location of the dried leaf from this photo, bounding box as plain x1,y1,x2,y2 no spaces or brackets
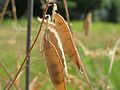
54,12,81,70
43,29,66,90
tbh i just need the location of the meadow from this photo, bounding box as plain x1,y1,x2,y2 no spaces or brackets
0,18,120,90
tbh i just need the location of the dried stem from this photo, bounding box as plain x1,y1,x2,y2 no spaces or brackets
63,0,71,30
79,59,93,90
0,61,19,90
0,0,9,20
108,38,120,75
11,0,17,20
105,38,120,89
62,2,92,88
4,3,50,90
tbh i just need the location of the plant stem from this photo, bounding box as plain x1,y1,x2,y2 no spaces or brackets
4,3,49,90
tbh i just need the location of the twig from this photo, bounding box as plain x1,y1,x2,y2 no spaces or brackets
79,61,93,90
11,0,17,20
73,35,93,90
105,38,120,90
63,0,71,30
61,2,92,88
4,3,50,90
0,61,19,90
0,0,9,20
13,59,41,85
108,38,120,75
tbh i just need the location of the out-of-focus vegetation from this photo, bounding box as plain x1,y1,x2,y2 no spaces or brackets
0,0,120,90
0,19,120,90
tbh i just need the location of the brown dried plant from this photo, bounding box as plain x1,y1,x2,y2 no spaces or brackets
54,12,81,70
4,2,92,90
38,4,92,89
83,12,92,36
0,61,19,90
4,3,51,89
43,33,66,90
54,12,92,90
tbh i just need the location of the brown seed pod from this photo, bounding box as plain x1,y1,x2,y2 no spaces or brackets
47,25,68,78
54,12,81,70
83,12,92,36
43,27,66,90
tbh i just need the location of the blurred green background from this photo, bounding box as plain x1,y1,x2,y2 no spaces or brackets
0,0,120,90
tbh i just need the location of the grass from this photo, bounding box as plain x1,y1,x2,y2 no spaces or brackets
0,18,120,90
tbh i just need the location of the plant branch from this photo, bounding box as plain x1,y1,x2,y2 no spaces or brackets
108,38,120,75
105,38,120,90
63,0,71,30
0,62,19,90
4,3,50,90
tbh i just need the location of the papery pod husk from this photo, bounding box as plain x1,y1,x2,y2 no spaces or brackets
43,29,66,90
47,25,68,77
54,12,81,70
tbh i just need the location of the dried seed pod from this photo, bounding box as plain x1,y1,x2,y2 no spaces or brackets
43,37,66,90
83,12,92,36
54,12,81,70
47,25,68,78
43,26,67,90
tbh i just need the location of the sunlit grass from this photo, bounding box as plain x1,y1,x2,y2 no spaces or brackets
0,19,120,89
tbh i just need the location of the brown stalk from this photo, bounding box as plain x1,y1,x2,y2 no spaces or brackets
105,38,120,90
63,0,71,30
0,61,19,90
11,0,17,20
4,3,50,90
0,0,9,20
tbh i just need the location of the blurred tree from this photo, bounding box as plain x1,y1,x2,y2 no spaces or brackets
2,0,120,22
101,0,120,22
0,0,5,12
107,1,118,22
110,0,120,22
14,0,27,18
59,0,102,20
75,0,102,14
11,0,42,18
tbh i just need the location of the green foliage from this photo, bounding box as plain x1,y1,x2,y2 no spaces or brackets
57,0,102,20
75,0,102,13
0,19,120,89
100,0,120,22
112,0,120,22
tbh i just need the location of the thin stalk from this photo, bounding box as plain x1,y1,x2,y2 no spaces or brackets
4,3,50,90
63,0,71,30
11,0,17,20
0,0,9,20
108,38,120,75
0,62,19,90
105,38,120,89
63,1,92,88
